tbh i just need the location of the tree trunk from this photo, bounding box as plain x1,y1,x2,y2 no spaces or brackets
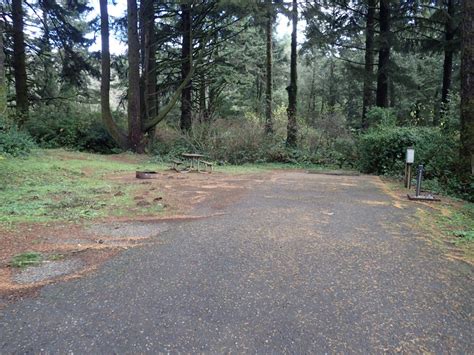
180,2,192,132
99,0,127,149
39,3,57,102
460,0,474,178
286,0,298,147
127,0,144,152
362,0,376,128
376,0,390,108
264,0,273,134
199,75,207,123
307,63,317,123
328,58,336,112
255,75,262,115
139,0,157,148
0,19,6,117
207,84,216,121
12,0,28,124
438,0,455,125
389,78,396,108
140,0,157,121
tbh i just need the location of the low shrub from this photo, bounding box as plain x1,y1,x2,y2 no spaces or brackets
0,120,36,157
357,126,457,176
26,106,118,153
357,124,472,201
151,118,357,167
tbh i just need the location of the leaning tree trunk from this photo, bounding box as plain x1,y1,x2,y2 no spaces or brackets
99,0,128,149
264,0,273,134
376,0,390,108
286,0,298,147
180,2,192,132
0,19,6,117
12,0,28,124
460,0,474,179
438,0,455,125
362,0,376,128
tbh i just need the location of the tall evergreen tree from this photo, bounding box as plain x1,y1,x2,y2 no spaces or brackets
100,0,197,152
362,0,376,128
0,18,6,117
127,0,143,152
264,0,273,134
180,2,193,132
460,0,474,178
376,0,391,108
12,0,28,124
286,0,298,147
439,0,457,123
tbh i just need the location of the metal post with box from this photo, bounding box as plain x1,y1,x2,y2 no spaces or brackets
404,147,415,189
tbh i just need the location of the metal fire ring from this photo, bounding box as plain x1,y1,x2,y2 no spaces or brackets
136,171,159,179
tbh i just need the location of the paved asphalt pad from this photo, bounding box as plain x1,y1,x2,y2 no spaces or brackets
1,172,472,353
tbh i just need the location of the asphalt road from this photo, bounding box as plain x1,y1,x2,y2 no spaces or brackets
1,172,472,353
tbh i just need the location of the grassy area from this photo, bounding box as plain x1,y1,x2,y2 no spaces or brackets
1,149,347,227
216,162,356,174
379,178,474,262
0,149,166,226
9,252,43,268
430,202,474,260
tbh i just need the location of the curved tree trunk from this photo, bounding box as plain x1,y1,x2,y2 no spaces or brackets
460,0,474,178
12,0,28,124
362,0,376,128
286,0,298,147
99,0,128,149
376,0,390,108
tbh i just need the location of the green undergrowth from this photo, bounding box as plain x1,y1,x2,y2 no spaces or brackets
0,149,166,226
10,252,43,268
384,178,473,262
9,251,66,268
422,196,474,261
216,162,351,174
437,203,474,244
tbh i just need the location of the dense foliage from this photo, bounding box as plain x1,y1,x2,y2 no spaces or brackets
0,0,472,200
0,118,36,157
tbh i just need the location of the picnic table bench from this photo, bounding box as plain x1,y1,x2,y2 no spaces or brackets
170,153,213,173
170,159,183,171
181,153,204,171
200,160,214,172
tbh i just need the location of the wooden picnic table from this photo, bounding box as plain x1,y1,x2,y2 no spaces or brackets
181,153,204,171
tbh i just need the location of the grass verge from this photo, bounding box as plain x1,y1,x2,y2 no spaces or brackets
0,149,166,226
384,178,474,263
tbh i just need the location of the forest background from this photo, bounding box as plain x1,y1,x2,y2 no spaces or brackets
0,0,473,201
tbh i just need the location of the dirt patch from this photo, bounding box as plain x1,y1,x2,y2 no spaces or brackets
0,169,268,307
107,170,265,216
